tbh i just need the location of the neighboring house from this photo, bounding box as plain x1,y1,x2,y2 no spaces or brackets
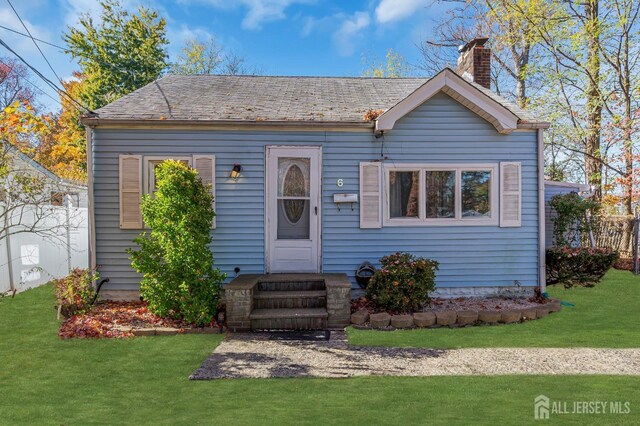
82,38,549,301
0,145,88,294
544,180,590,247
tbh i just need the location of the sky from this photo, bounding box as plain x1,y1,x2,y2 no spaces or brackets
0,0,455,112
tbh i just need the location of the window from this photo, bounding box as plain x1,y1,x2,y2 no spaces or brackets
425,170,455,218
144,157,192,194
50,192,80,207
461,171,491,219
384,164,498,226
389,171,419,218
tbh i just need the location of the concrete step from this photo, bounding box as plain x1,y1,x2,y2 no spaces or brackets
253,290,326,299
250,308,328,320
257,280,325,292
253,291,327,309
250,308,329,330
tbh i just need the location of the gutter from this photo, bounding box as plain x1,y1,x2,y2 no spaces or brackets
538,129,546,292
86,128,96,272
81,117,374,131
517,121,551,130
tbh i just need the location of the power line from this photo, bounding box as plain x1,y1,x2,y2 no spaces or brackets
22,76,63,108
0,25,65,50
0,37,93,114
5,0,65,86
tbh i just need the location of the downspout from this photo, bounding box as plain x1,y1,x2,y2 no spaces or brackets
537,129,546,292
86,128,97,273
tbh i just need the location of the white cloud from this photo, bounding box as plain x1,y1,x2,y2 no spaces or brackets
332,11,369,57
180,0,311,30
0,7,55,55
375,0,425,24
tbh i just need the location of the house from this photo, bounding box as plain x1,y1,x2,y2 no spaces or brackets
0,145,88,294
81,38,549,329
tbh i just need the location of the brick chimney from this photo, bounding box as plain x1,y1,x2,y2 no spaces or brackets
456,37,491,89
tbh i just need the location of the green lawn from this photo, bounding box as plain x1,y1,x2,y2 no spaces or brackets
349,269,640,349
0,279,638,425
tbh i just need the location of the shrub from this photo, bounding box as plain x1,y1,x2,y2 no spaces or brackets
366,252,438,313
549,192,600,247
546,247,619,288
53,268,99,317
128,160,225,326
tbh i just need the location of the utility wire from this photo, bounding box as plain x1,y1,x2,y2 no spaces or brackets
0,24,65,50
0,37,93,114
6,0,65,86
22,76,63,107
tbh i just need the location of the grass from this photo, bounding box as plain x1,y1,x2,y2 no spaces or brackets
0,278,638,425
349,269,640,349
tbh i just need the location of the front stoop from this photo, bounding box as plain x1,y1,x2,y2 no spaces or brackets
225,273,351,331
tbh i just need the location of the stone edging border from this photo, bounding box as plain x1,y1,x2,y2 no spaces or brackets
350,298,562,330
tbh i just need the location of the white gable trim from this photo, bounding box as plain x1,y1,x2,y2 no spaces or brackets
375,68,520,135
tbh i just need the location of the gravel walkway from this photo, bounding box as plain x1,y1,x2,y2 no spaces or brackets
190,332,640,379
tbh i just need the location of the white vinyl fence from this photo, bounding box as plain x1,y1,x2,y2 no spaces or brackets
0,204,88,294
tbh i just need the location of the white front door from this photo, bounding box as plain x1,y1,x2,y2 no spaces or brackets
266,146,321,273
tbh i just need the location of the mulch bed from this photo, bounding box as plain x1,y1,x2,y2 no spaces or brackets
58,301,220,339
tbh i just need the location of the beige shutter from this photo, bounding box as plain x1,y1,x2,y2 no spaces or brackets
119,155,143,229
360,162,382,229
193,155,216,228
500,162,522,227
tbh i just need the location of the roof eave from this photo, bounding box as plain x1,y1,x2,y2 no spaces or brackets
81,117,375,131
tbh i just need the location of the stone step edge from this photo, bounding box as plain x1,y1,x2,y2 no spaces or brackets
250,308,329,320
253,290,327,299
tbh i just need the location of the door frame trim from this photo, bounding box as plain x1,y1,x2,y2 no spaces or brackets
264,145,322,273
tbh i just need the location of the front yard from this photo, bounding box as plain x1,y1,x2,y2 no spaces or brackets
349,269,640,349
0,270,638,424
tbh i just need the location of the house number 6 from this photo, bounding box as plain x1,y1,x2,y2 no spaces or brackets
337,179,344,188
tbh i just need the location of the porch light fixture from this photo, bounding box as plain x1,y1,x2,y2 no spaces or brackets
229,164,242,181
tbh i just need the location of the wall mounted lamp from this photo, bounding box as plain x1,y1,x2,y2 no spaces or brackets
229,164,242,181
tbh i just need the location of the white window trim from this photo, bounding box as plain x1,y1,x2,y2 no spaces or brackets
383,163,499,227
143,156,193,195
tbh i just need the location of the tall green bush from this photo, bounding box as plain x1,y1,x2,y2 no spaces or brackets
128,160,224,326
549,192,600,247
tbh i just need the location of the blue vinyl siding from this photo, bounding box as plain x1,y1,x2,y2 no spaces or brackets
92,92,540,290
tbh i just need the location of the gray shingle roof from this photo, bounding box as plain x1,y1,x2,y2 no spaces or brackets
92,74,545,125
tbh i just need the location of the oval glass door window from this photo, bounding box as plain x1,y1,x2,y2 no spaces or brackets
277,158,310,239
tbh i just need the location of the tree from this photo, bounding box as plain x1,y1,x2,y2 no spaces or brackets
63,0,168,110
170,37,258,75
171,38,223,75
0,57,38,110
128,160,224,326
419,0,546,107
1,102,78,292
362,48,412,77
597,0,640,216
511,0,606,198
35,73,88,182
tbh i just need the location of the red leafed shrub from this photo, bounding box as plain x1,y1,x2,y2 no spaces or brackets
58,301,189,339
613,258,636,271
52,268,99,317
366,252,439,313
546,247,619,288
